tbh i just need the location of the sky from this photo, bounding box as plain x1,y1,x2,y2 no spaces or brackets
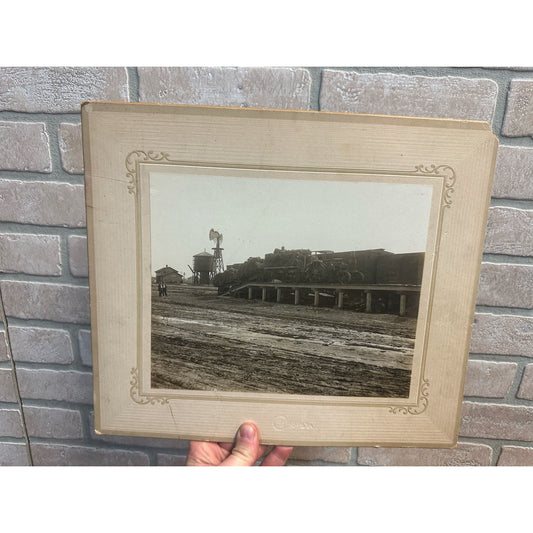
149,170,434,277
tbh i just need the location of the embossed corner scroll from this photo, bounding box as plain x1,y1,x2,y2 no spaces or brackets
126,151,171,195
389,378,430,415
414,165,456,208
130,367,169,405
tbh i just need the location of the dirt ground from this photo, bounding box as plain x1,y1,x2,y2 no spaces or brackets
151,283,417,397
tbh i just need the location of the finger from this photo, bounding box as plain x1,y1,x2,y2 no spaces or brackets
186,441,231,466
260,446,293,466
219,439,266,457
220,422,262,466
221,441,268,456
218,442,235,452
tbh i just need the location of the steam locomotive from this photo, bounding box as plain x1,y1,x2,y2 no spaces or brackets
213,247,424,294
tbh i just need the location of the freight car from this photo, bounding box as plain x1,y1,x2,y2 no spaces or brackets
375,252,425,286
213,247,424,295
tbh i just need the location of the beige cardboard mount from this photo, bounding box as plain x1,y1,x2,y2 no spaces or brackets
82,102,498,447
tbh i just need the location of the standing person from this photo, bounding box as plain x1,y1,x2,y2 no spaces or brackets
162,282,167,296
158,281,163,297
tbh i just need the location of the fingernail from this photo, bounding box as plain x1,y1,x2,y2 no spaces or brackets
239,423,255,442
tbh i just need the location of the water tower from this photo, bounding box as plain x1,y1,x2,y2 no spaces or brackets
192,251,214,285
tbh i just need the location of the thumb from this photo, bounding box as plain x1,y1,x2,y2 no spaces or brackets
220,422,261,466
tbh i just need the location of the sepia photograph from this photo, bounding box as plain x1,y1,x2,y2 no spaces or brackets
150,170,433,398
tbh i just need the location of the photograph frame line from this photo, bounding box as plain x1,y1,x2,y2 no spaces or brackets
129,154,454,414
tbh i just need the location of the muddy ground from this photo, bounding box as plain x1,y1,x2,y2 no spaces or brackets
151,284,417,397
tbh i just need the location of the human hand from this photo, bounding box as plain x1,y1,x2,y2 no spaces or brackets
186,422,293,466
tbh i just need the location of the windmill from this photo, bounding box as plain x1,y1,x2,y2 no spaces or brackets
209,228,224,276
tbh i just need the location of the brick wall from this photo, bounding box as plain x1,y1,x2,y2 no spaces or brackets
1,66,532,466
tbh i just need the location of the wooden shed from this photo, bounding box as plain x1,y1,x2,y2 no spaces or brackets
155,265,183,284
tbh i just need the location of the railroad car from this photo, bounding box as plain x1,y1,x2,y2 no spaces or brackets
213,247,424,294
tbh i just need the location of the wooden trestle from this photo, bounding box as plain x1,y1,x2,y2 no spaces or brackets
232,282,421,317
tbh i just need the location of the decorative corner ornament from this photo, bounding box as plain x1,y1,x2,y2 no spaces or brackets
130,367,169,405
126,151,171,195
389,378,430,415
414,164,456,208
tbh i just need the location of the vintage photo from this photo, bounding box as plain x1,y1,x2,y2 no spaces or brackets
83,102,497,445
150,170,433,398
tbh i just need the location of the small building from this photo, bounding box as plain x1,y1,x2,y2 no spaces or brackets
155,265,183,284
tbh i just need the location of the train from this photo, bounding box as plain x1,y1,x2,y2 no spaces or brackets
213,247,424,295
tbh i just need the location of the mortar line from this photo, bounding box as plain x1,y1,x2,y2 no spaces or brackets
127,67,141,102
0,284,33,465
315,68,324,111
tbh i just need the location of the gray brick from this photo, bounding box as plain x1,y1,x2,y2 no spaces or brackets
0,369,16,402
0,367,91,404
517,364,533,400
0,408,23,437
138,67,311,110
24,406,83,439
89,411,188,448
0,233,61,276
0,179,86,227
30,443,150,466
484,207,533,257
0,442,30,466
157,453,187,466
498,446,533,465
9,326,73,364
91,430,187,449
0,121,51,172
476,263,533,309
0,280,90,324
58,123,84,174
470,313,533,357
1,405,83,440
501,80,533,137
492,145,533,200
319,71,498,121
464,360,517,398
68,235,88,277
16,368,93,404
289,446,350,464
459,401,533,440
78,329,92,366
357,442,492,466
0,67,129,113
